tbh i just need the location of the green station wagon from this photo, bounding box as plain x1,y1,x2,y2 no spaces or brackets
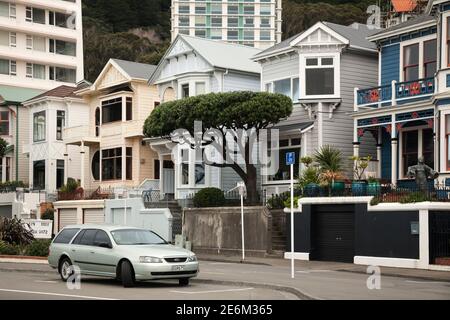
48,224,199,287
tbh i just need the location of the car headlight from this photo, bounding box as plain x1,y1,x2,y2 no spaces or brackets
139,256,163,263
187,255,197,262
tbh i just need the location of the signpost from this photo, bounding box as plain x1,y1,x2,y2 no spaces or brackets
286,152,296,279
23,219,53,239
237,182,246,261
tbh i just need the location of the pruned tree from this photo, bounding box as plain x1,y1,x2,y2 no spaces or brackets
144,91,293,203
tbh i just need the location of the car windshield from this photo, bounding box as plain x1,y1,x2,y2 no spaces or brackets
110,229,167,245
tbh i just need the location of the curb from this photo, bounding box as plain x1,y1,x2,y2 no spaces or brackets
191,279,314,300
338,269,450,283
0,257,48,264
198,257,272,266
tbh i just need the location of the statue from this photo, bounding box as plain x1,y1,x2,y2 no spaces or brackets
407,157,439,192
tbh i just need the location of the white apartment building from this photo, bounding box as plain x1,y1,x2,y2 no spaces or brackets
171,0,282,49
0,0,84,91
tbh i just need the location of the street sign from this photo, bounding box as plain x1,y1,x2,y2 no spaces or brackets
23,219,53,239
286,152,296,166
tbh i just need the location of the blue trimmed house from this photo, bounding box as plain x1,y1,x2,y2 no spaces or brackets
353,0,450,186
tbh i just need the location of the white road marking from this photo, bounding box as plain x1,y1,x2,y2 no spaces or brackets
405,280,450,285
0,288,117,300
202,272,226,275
171,287,254,295
34,280,58,284
296,270,335,274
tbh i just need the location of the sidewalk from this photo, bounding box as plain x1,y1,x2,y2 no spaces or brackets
196,253,450,282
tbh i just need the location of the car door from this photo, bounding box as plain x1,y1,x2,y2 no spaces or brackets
70,229,98,274
91,230,117,276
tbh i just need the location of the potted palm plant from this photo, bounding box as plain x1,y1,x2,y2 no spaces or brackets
351,155,372,196
314,145,345,195
299,157,321,197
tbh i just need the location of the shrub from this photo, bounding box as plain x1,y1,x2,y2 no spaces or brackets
26,239,51,257
399,192,430,204
193,188,226,208
0,217,34,245
60,178,79,193
0,240,21,255
41,208,54,221
298,166,321,189
283,196,300,209
267,193,289,209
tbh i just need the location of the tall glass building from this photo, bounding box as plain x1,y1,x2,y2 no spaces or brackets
171,0,282,49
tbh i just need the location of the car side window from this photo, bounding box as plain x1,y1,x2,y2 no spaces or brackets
94,230,112,247
78,229,98,246
71,230,85,245
53,228,80,244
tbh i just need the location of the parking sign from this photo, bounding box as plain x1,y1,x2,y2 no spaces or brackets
286,152,296,166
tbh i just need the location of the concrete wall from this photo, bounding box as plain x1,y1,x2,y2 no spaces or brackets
104,198,173,242
182,206,272,256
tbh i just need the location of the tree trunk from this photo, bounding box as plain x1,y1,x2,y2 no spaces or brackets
246,164,258,204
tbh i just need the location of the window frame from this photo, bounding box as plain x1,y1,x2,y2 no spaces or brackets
0,110,9,136
301,53,339,99
33,111,46,142
56,110,65,140
403,43,420,82
267,137,302,183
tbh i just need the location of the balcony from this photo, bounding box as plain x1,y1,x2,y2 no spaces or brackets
64,125,99,146
355,77,435,110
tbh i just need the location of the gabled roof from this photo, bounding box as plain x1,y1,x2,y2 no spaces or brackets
111,59,157,80
26,85,79,102
392,0,417,13
150,35,262,83
254,21,377,61
367,14,437,41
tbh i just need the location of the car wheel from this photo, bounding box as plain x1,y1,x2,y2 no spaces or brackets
179,278,189,286
59,257,73,282
121,260,135,288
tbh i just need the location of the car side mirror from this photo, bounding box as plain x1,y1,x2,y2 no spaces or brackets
99,242,112,249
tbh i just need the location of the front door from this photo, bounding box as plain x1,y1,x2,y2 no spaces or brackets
163,168,175,195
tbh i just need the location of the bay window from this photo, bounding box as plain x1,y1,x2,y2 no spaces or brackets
101,97,133,124
0,111,9,135
424,39,437,78
447,17,450,67
181,149,189,185
274,79,291,97
268,77,299,101
56,160,64,189
305,57,335,96
33,111,46,142
447,115,450,170
56,110,65,140
403,43,419,81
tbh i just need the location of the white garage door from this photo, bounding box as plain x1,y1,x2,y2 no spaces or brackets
59,209,78,231
83,208,105,224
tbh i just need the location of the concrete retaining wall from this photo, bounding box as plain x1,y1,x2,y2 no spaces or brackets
182,206,272,257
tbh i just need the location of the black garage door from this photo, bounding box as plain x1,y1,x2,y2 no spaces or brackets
310,205,355,263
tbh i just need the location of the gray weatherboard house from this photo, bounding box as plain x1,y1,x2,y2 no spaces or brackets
253,21,381,196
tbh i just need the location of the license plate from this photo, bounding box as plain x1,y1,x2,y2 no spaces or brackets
172,265,185,271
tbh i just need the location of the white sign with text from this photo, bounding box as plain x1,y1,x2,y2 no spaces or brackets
23,219,53,239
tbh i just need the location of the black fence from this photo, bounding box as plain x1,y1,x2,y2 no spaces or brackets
429,212,450,265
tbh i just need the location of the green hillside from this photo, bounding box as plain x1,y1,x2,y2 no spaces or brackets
82,0,376,81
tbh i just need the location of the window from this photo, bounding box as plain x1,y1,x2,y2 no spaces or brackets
181,149,189,185
53,228,80,244
126,97,132,121
78,229,97,246
403,43,419,81
49,11,75,29
195,29,206,38
178,16,189,27
260,4,271,15
402,130,418,176
228,30,238,40
195,4,206,14
244,30,254,40
447,115,450,170
211,4,222,14
293,78,299,101
33,160,45,190
181,84,189,98
26,35,33,49
56,160,64,189
91,151,100,181
228,5,238,14
0,111,8,135
211,28,222,39
56,110,65,140
26,7,45,24
211,17,222,27
126,147,132,180
179,5,190,14
260,18,270,28
33,111,46,142
5,157,9,182
268,138,301,181
305,57,335,96
260,30,270,40
102,148,122,180
424,39,437,78
195,82,205,95
447,17,450,66
49,67,76,83
195,149,205,185
422,128,434,170
49,39,76,56
228,17,238,27
154,160,174,180
243,5,254,15
94,230,112,247
244,17,254,27
101,97,122,124
274,79,291,97
265,82,273,93
26,63,46,79
0,59,15,75
9,32,15,47
195,16,206,27
0,31,8,46
179,29,190,35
